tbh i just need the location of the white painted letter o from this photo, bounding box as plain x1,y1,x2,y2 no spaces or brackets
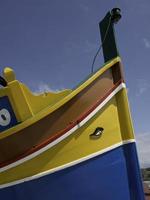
0,109,11,126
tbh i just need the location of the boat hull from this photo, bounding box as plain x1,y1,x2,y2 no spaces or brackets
0,142,144,200
0,60,122,166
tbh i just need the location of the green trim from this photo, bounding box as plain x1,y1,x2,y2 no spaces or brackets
99,11,119,62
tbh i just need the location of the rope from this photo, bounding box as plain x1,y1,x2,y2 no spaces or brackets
91,15,112,73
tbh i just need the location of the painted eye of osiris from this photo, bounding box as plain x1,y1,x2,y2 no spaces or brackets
0,108,11,126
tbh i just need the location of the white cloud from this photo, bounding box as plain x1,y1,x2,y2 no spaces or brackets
136,79,150,96
136,132,150,168
65,40,97,56
33,82,59,94
143,38,150,49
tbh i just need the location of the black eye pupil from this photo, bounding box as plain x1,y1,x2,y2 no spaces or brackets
1,114,6,121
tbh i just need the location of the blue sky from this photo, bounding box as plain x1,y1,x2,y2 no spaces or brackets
0,0,150,167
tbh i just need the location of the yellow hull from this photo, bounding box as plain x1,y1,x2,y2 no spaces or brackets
0,87,134,185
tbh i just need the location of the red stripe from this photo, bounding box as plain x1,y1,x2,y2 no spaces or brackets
0,80,124,168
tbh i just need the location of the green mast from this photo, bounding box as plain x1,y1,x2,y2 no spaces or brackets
99,8,121,62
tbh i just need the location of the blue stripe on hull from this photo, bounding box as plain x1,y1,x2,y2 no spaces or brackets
0,143,144,200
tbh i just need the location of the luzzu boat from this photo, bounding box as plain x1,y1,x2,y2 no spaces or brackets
0,8,145,200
